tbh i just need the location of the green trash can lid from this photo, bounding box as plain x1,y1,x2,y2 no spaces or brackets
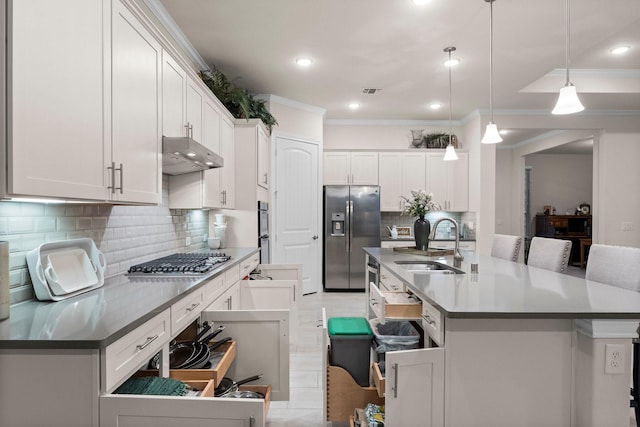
328,317,372,336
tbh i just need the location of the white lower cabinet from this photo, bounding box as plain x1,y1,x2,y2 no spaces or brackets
100,308,290,427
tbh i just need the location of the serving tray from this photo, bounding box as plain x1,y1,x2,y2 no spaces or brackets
26,238,106,301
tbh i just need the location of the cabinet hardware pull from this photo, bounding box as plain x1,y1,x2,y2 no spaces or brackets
117,163,123,194
370,300,378,306
392,362,398,398
263,173,268,184
108,162,116,194
186,302,200,312
312,235,318,240
185,123,193,139
249,416,255,427
422,314,436,325
136,334,159,350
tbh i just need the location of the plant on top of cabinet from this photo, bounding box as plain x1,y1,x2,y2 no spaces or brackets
200,70,278,133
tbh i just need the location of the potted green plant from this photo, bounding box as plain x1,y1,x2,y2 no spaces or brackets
401,190,441,251
200,70,278,133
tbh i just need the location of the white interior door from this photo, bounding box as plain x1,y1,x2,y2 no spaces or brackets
274,136,320,295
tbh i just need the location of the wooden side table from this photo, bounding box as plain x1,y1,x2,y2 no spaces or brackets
580,238,592,269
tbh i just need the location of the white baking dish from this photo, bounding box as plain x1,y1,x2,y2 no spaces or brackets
26,238,106,301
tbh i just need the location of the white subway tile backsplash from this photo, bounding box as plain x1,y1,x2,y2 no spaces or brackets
2,180,209,305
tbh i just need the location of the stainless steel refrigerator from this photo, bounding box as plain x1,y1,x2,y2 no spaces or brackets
323,185,381,290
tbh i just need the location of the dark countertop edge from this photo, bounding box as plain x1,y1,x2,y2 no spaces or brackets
380,238,476,242
0,248,259,350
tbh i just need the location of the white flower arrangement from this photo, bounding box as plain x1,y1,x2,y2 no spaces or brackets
401,190,440,217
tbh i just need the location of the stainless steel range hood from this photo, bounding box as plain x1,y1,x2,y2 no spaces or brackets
162,136,223,175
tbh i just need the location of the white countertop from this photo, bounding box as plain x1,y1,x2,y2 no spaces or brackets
0,248,259,349
365,247,640,319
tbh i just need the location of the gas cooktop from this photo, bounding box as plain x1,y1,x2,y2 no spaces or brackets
127,252,231,275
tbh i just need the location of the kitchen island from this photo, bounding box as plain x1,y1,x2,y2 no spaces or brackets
364,247,640,427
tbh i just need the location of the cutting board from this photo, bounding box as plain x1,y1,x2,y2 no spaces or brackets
392,246,454,256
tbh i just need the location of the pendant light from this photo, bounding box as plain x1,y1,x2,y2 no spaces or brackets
481,0,502,144
443,46,458,161
552,0,584,114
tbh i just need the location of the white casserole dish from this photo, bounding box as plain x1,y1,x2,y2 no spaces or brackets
26,238,106,301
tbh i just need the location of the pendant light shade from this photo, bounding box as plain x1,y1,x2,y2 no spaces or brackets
481,0,502,144
443,46,458,161
552,0,584,115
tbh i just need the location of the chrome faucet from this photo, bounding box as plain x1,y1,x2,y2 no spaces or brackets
429,217,464,268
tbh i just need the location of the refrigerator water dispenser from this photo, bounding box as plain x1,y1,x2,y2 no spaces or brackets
331,213,345,236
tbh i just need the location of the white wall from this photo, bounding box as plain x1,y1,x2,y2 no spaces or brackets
495,149,514,235
526,153,593,217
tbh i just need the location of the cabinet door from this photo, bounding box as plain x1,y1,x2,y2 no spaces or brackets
351,152,379,185
426,152,449,209
202,98,223,208
448,152,469,211
385,348,445,427
7,0,107,200
111,1,161,204
161,52,187,137
202,310,290,401
402,152,426,199
220,116,236,208
257,125,270,189
379,153,403,211
323,152,351,185
185,77,203,143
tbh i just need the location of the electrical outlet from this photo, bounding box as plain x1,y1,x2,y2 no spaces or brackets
185,236,191,246
622,222,634,231
605,344,625,375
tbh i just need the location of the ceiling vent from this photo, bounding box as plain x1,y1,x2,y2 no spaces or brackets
361,88,382,95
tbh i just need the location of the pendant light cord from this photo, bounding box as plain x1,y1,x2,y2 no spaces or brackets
565,0,571,85
448,50,453,145
489,0,495,122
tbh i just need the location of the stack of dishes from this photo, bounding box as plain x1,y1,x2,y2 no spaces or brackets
26,238,106,301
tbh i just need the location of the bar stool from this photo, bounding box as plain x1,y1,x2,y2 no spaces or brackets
490,234,522,262
586,244,640,426
527,237,572,273
580,238,592,269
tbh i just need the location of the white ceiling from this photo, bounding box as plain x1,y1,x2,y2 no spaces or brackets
154,0,640,149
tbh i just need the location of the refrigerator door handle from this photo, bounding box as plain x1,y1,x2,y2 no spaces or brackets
348,200,353,252
345,200,350,253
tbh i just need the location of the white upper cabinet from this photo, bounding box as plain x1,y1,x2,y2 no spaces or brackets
110,1,162,204
219,116,236,208
323,151,379,185
161,53,187,138
257,125,270,189
426,151,469,211
186,77,204,142
379,152,426,211
4,0,161,204
5,0,108,201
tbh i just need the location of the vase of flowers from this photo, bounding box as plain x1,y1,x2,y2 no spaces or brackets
401,190,440,251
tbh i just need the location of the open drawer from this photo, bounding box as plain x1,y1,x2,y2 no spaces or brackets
100,309,289,427
369,282,422,322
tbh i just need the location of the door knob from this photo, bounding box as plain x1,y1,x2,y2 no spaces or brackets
312,235,319,240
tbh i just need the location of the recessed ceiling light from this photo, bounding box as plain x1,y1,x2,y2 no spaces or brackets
348,103,360,110
429,103,442,110
295,57,313,67
443,58,461,67
413,0,431,5
610,45,631,55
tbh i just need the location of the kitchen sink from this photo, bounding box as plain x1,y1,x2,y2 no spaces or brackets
394,260,465,275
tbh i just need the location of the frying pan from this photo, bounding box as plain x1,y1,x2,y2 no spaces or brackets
214,374,263,397
176,326,226,369
147,325,225,370
180,336,232,369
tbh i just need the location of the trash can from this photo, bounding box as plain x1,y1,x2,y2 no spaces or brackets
369,319,420,363
328,317,373,387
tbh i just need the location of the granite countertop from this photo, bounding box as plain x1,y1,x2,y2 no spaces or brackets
365,247,640,319
0,247,259,349
380,237,476,242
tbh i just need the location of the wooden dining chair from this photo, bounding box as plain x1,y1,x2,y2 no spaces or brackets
527,237,572,273
586,244,640,426
490,234,522,262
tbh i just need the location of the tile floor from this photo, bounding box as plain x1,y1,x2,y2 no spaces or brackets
267,278,637,427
